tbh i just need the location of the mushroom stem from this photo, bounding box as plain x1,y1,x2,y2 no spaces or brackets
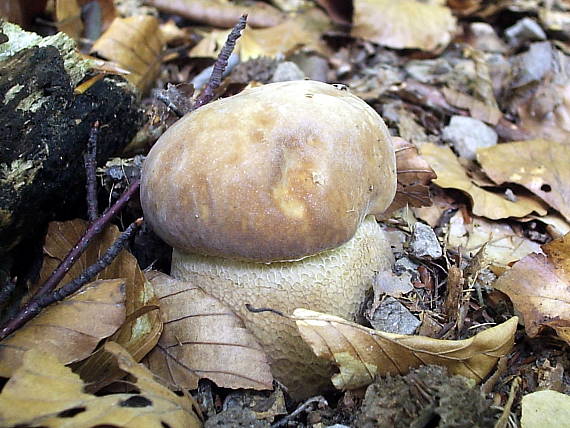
170,216,393,399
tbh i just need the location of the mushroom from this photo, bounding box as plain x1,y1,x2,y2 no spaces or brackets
141,80,397,398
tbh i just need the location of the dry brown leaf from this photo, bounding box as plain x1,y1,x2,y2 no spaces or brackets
419,143,547,220
314,0,352,24
55,0,83,41
91,15,164,93
442,87,502,125
294,308,517,390
0,343,202,427
384,137,437,214
0,279,125,378
477,140,570,222
145,272,273,391
351,0,456,52
0,0,47,27
447,212,542,272
148,0,284,28
190,8,330,60
38,219,162,389
493,233,570,344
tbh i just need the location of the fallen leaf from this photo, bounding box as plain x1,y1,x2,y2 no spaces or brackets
190,8,330,60
0,343,202,427
314,0,352,24
352,0,456,52
38,219,162,389
294,308,517,390
478,140,570,222
145,272,273,391
442,87,502,125
419,143,547,220
0,279,125,377
521,390,570,428
148,0,284,28
447,212,542,271
493,233,570,344
91,15,165,93
55,0,83,41
384,137,437,214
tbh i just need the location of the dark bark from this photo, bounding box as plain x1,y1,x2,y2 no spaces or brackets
0,42,142,253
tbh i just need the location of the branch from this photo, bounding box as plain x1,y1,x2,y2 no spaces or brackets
84,121,100,222
192,14,248,110
0,219,143,340
33,178,140,301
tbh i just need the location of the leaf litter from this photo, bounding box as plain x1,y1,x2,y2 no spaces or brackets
2,0,570,425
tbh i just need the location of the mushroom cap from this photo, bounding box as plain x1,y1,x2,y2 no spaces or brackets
141,80,396,262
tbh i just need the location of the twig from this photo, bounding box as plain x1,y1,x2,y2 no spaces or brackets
192,14,247,110
271,396,328,428
0,219,143,340
33,178,140,302
481,355,508,395
84,121,100,222
494,377,520,428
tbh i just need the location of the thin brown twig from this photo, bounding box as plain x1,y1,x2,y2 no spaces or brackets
85,121,100,222
33,178,140,301
0,179,141,340
192,14,247,110
0,219,143,340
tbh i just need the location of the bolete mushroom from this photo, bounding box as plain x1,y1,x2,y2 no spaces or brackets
141,80,397,398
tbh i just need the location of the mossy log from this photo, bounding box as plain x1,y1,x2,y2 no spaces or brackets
0,22,142,253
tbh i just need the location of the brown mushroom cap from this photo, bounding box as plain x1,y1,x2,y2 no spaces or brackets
141,80,396,262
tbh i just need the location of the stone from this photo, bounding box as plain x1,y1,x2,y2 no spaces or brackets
505,17,546,48
410,222,442,259
367,296,420,334
442,116,498,160
271,61,305,82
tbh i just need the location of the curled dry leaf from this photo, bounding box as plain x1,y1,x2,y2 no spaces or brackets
419,143,547,220
384,137,437,214
0,279,125,378
0,343,202,427
352,0,456,52
91,15,165,93
37,219,162,389
190,8,330,60
294,309,518,390
447,211,542,272
148,0,284,28
493,233,570,344
145,272,273,391
477,140,570,222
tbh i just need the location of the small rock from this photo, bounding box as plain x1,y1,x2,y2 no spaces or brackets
373,271,413,298
271,61,305,82
290,53,329,82
394,257,420,281
511,42,553,88
467,22,507,52
367,297,420,334
410,222,442,259
505,17,546,48
442,116,498,160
